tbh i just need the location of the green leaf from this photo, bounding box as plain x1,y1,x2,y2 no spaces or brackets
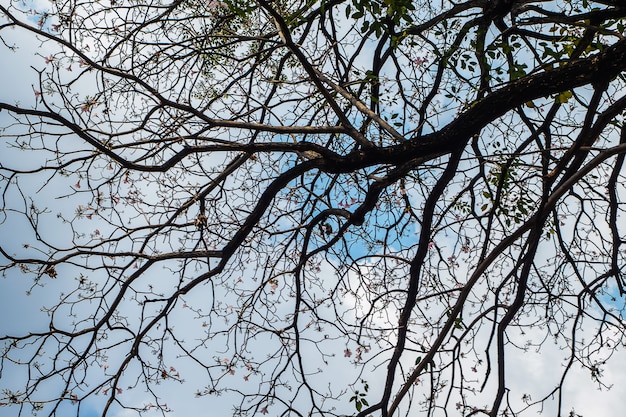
557,90,573,103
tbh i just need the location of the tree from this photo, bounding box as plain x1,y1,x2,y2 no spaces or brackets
1,0,626,416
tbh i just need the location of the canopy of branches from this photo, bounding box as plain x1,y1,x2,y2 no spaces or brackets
1,0,626,416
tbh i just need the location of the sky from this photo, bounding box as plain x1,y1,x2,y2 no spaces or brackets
1,1,626,417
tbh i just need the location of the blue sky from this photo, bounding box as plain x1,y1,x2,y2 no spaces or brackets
2,1,626,417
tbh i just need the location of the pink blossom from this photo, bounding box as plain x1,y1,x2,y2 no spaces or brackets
344,348,352,357
207,0,226,10
80,101,95,113
413,56,428,66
